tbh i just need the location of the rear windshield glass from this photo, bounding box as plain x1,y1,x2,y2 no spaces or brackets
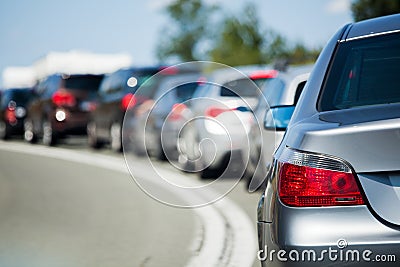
319,32,400,111
63,75,104,91
1,89,32,107
220,78,260,97
176,82,199,102
123,69,158,92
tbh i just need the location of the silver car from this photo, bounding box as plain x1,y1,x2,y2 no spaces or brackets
178,66,277,178
246,65,312,192
257,14,400,266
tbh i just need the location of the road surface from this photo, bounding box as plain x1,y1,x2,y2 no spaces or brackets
0,140,261,267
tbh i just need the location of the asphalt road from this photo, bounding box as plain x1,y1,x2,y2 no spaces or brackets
0,139,261,267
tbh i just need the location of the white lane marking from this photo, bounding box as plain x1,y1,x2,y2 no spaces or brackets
0,142,257,267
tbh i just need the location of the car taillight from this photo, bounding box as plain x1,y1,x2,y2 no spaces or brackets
168,103,187,121
205,107,235,117
278,149,365,207
52,91,76,107
121,93,137,110
205,106,249,118
249,70,278,80
5,107,16,124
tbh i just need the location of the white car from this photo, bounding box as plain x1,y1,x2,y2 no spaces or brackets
177,66,277,178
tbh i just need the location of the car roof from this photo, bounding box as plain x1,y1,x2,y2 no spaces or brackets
343,13,400,41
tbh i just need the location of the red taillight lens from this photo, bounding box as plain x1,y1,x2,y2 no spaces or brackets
205,107,234,117
168,103,187,121
278,150,365,207
121,93,136,110
5,108,16,124
52,91,76,107
249,70,278,80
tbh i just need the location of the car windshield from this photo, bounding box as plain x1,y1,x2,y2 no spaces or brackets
319,32,400,111
63,75,104,91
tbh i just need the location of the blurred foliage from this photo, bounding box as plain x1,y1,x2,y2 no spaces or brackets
157,0,321,66
351,0,400,21
209,5,265,65
156,0,217,61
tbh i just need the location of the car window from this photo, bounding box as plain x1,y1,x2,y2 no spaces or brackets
135,75,163,99
220,78,259,97
63,75,103,91
122,70,157,93
42,75,61,98
261,78,285,107
192,82,214,99
1,89,32,107
98,73,114,94
293,81,306,105
319,32,400,111
176,82,199,102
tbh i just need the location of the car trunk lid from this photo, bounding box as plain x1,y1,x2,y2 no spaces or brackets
286,106,400,225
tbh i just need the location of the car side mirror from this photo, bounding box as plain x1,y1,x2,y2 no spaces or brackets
264,105,295,131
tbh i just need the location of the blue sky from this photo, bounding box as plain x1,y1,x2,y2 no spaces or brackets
0,0,353,86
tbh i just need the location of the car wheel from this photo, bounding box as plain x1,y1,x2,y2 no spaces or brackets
87,121,103,149
199,165,221,179
177,126,201,172
24,119,37,143
0,121,10,140
42,119,57,146
110,122,122,152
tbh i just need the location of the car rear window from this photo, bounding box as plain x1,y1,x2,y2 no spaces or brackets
123,69,159,92
1,89,32,107
63,75,104,91
319,32,400,111
220,78,259,97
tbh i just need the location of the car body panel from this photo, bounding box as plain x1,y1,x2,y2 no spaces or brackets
246,66,312,190
258,14,400,266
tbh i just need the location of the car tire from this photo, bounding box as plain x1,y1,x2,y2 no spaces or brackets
0,121,10,140
42,119,57,146
177,126,201,172
110,122,122,153
24,119,37,144
199,165,220,179
87,121,103,149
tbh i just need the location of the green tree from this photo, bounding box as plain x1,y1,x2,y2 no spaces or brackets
351,0,400,21
287,43,321,65
209,4,266,66
156,0,217,62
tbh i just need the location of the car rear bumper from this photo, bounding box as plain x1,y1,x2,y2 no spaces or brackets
51,109,90,135
257,200,400,266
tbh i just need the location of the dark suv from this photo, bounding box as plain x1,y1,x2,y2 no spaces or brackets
87,66,162,151
24,73,104,145
0,87,33,139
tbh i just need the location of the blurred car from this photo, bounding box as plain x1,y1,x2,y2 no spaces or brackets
126,69,202,159
258,14,400,266
246,65,312,191
177,67,277,178
0,87,33,139
87,66,162,151
24,73,104,145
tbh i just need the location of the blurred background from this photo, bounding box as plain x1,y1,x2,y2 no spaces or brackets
0,1,399,267
0,0,358,87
